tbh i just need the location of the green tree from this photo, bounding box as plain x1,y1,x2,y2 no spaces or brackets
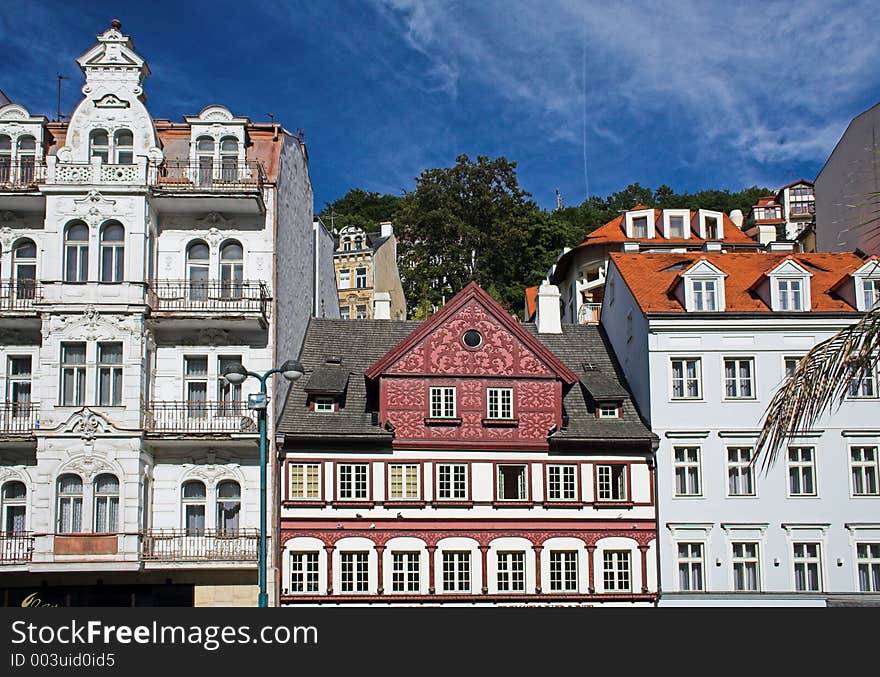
317,189,403,235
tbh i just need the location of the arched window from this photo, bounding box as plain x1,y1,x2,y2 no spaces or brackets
0,135,10,183
113,129,133,164
186,240,210,301
181,480,206,535
195,136,214,186
17,136,36,183
342,237,351,251
2,480,27,533
100,221,125,282
219,240,243,299
219,137,238,181
64,221,89,282
13,238,37,300
216,480,240,534
89,130,109,163
56,474,83,534
93,474,119,532
354,236,363,250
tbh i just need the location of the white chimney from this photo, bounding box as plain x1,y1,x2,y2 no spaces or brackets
766,241,795,252
373,292,391,319
756,225,777,245
622,241,640,253
535,283,562,334
380,221,394,238
703,241,722,252
729,209,744,230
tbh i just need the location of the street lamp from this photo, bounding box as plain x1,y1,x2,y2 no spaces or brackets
222,358,304,607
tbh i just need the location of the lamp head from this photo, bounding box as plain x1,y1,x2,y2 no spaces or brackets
280,359,305,382
221,363,249,385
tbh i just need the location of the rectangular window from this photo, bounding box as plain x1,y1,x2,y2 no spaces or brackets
677,543,704,591
671,358,701,399
217,356,242,414
442,551,470,592
355,267,368,288
603,551,631,592
389,464,420,500
692,279,717,311
793,542,822,592
668,215,685,238
732,542,760,591
429,386,456,418
96,342,123,406
631,216,648,238
314,398,334,412
60,343,86,406
863,279,880,310
338,269,351,289
289,463,321,500
497,551,526,592
788,447,816,496
338,463,368,500
851,447,879,496
777,278,803,311
355,304,367,319
724,358,754,399
391,552,420,593
857,543,880,592
7,356,32,416
340,306,351,320
848,368,877,398
598,404,620,418
597,464,627,501
184,356,208,418
340,551,369,593
290,552,319,593
673,446,702,496
437,464,467,500
784,356,801,379
727,447,755,496
703,216,720,239
550,551,578,592
547,465,577,501
487,387,513,419
496,465,527,501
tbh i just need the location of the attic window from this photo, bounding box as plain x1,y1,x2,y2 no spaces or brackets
314,398,335,413
598,404,620,419
463,329,482,348
632,216,648,238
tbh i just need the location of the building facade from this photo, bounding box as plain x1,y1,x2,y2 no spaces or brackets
276,282,657,606
601,246,880,605
746,181,815,244
0,21,337,606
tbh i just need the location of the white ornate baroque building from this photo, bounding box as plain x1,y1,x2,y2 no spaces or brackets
0,21,338,606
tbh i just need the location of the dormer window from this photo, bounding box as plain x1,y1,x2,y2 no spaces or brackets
632,216,648,238
681,260,726,312
777,278,803,311
862,279,880,310
691,279,718,311
313,398,335,413
698,210,724,240
663,209,691,239
767,259,811,312
598,403,621,419
625,209,655,239
850,261,880,311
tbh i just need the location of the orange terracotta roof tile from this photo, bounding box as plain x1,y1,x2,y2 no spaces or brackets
524,285,538,319
579,209,756,247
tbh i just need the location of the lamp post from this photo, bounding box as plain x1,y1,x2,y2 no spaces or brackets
221,359,304,608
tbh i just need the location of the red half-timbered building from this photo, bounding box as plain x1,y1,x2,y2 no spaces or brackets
276,283,658,605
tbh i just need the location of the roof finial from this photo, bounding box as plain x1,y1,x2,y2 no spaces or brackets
111,18,122,30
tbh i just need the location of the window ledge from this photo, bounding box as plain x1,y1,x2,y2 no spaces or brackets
429,500,473,508
423,417,462,426
593,501,634,509
543,501,585,508
481,418,519,427
383,500,426,508
282,500,326,508
492,500,534,508
329,501,375,508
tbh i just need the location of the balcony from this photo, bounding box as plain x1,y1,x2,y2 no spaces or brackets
790,203,815,219
146,280,270,329
0,532,35,564
143,401,258,436
0,402,38,436
0,161,46,190
141,529,259,563
578,303,602,325
51,160,147,186
0,281,40,315
149,160,266,215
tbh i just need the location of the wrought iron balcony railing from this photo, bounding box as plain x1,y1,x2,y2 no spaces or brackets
150,160,265,193
0,532,35,564
0,161,47,189
0,281,40,312
0,402,37,435
143,400,258,434
146,280,270,318
140,528,259,562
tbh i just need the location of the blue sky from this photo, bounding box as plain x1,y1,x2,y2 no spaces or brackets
2,1,879,211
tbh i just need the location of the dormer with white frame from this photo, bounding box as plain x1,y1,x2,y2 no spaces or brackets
624,208,656,239
662,209,691,240
679,259,727,312
767,258,812,312
696,209,724,240
184,105,249,169
849,258,880,311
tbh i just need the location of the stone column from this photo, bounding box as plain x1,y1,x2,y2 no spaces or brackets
427,545,437,594
479,545,490,594
638,545,649,594
375,544,386,595
532,544,544,594
586,545,597,594
324,544,335,595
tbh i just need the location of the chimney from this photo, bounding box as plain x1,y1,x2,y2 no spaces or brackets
380,221,394,238
766,241,795,252
535,283,562,334
621,241,641,253
373,292,391,319
729,209,744,230
755,225,777,246
703,241,722,252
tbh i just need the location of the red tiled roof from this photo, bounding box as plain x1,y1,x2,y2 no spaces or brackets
609,251,865,314
524,285,538,320
579,209,755,247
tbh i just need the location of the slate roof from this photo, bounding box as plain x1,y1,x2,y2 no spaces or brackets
304,362,350,395
278,319,655,446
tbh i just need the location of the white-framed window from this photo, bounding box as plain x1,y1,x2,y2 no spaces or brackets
547,465,577,501
186,240,210,301
17,136,36,182
691,279,718,311
113,129,133,164
92,473,119,533
596,464,627,501
64,221,90,282
667,213,687,239
850,446,879,496
487,387,513,419
702,214,721,239
862,279,880,310
337,463,368,500
788,447,816,496
216,480,241,534
784,356,801,379
340,306,350,320
673,446,702,496
184,356,208,418
848,368,877,399
7,356,32,417
598,403,620,418
731,542,760,591
442,551,471,592
857,543,880,592
217,356,243,415
355,267,368,288
219,137,238,180
89,129,109,163
97,342,123,406
631,215,649,238
338,269,351,289
355,304,367,319
391,551,420,593
99,221,124,282
340,551,369,593
429,386,456,418
388,464,420,500
496,464,527,501
181,480,206,534
60,342,86,406
727,447,755,497
497,551,526,592
290,551,319,593
777,278,804,311
1,480,27,533
289,463,321,500
195,136,214,186
550,550,578,592
314,398,334,413
56,474,83,534
724,357,755,399
677,542,704,591
602,550,631,592
793,542,822,592
13,238,37,300
437,464,467,500
670,358,701,399
219,240,244,299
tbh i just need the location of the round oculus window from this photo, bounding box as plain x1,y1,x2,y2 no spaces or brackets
462,329,482,348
